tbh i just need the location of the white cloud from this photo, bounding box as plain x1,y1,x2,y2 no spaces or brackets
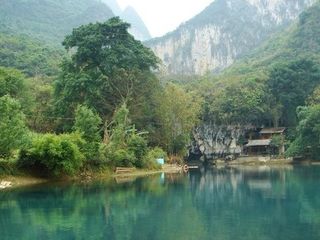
117,0,214,37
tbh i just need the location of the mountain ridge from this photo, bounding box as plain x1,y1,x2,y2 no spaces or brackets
147,0,316,76
0,0,114,45
101,0,151,41
121,6,151,41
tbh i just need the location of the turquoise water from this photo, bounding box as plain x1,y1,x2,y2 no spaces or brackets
1,166,320,240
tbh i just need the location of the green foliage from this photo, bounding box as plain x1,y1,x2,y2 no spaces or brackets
286,105,320,160
291,2,320,58
0,67,25,97
155,83,202,155
19,133,85,176
26,77,56,132
0,67,33,112
208,78,266,124
142,147,166,170
270,135,283,149
106,148,136,167
267,58,320,126
0,33,63,76
0,68,57,132
62,17,157,72
270,135,285,156
73,105,102,161
0,95,28,158
127,134,148,168
0,0,114,45
103,103,149,168
0,160,18,176
306,86,320,106
108,103,131,147
73,105,102,141
54,17,159,129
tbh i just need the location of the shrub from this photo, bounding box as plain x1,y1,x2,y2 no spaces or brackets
19,133,85,177
103,146,136,167
0,160,18,176
73,105,102,161
103,103,153,168
127,134,148,168
141,147,166,170
286,105,320,160
0,95,28,158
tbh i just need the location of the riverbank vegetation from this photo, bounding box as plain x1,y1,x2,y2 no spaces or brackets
0,17,201,177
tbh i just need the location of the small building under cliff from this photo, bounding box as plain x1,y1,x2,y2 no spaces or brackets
245,128,286,156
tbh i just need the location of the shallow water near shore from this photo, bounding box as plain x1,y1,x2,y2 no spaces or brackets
0,165,320,240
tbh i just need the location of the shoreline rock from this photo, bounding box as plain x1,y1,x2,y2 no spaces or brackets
0,181,12,189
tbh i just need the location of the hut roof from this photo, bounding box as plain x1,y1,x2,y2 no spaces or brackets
245,139,271,147
260,127,286,134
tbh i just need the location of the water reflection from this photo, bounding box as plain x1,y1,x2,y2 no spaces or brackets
0,166,320,240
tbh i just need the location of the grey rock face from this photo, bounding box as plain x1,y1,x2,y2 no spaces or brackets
147,0,316,75
190,123,254,160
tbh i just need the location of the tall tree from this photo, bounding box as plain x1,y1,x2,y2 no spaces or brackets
155,83,202,156
54,17,159,130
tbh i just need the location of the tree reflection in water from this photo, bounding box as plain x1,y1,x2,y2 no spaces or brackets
0,166,320,240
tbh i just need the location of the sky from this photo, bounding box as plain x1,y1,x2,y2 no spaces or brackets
117,0,214,37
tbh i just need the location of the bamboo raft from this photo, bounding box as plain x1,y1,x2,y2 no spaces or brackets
115,167,136,174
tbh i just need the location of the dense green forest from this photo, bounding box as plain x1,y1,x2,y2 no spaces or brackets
1,1,320,177
0,33,63,76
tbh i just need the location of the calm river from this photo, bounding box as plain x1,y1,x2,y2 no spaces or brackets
1,166,320,240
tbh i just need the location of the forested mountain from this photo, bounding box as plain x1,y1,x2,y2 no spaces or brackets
103,0,151,41
121,6,151,41
147,0,316,75
0,0,151,44
102,0,122,15
0,0,114,45
0,33,63,76
193,0,320,128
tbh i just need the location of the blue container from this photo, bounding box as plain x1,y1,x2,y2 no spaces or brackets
156,158,165,165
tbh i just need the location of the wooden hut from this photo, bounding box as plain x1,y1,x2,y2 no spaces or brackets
245,128,285,156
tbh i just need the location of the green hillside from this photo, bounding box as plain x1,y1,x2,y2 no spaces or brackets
0,0,114,77
0,0,114,45
0,33,63,77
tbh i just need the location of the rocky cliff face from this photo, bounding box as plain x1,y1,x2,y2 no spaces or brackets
190,124,254,160
147,0,316,75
